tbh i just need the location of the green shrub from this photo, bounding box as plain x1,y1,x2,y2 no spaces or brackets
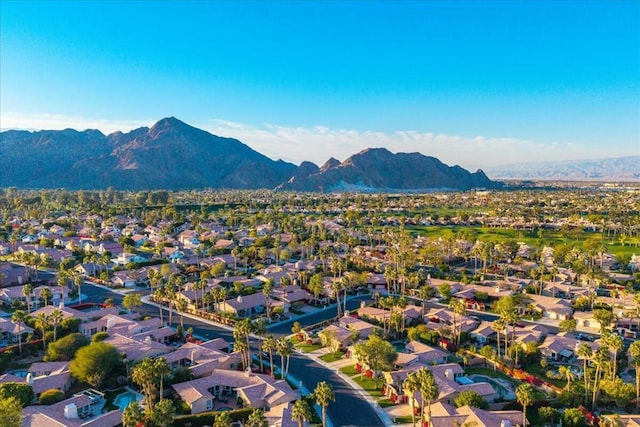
39,389,65,405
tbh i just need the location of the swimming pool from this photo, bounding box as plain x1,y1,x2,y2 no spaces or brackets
455,376,474,385
114,389,143,411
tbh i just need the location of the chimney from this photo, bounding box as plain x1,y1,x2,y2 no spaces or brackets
64,403,79,419
445,368,453,380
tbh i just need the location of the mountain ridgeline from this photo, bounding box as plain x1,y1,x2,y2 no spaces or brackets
1,117,499,192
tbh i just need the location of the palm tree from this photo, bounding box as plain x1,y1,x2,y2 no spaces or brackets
34,312,50,352
49,308,64,342
629,340,640,412
516,383,533,427
291,399,313,427
403,371,420,427
558,365,575,389
39,287,53,307
262,278,274,320
577,342,592,405
263,335,276,377
416,367,439,425
11,310,27,355
153,287,165,324
154,357,170,401
22,283,33,314
277,337,294,378
253,318,267,374
74,273,83,304
122,401,144,427
175,298,188,331
313,381,335,427
449,298,466,346
245,408,267,427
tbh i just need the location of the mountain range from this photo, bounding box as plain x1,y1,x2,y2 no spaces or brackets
0,117,497,191
484,156,640,182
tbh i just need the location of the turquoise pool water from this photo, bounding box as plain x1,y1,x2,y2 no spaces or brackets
114,390,143,411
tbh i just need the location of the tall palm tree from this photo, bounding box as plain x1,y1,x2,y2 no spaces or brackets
629,340,640,413
11,310,27,356
154,357,170,401
558,365,575,389
246,408,268,427
416,367,439,425
403,371,420,427
313,381,335,427
22,283,33,314
516,383,533,427
577,342,592,405
292,399,313,427
49,308,64,342
253,318,267,374
74,273,84,304
34,312,50,352
276,337,294,378
263,335,276,377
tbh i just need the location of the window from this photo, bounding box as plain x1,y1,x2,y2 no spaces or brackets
206,399,212,410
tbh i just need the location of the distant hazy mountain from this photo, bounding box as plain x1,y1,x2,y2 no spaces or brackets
277,148,499,192
1,118,499,191
485,156,640,181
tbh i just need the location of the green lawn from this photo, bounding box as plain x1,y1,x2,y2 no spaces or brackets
352,375,385,398
319,351,345,363
378,399,397,408
294,342,323,353
339,364,359,376
393,415,414,424
525,364,567,389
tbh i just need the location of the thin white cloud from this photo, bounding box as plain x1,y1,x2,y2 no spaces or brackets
1,112,623,170
0,112,151,135
203,119,618,170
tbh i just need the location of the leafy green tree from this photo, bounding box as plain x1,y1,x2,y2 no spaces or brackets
453,390,489,409
0,382,34,406
92,331,109,342
214,410,232,427
45,332,89,361
122,292,143,311
437,282,452,302
148,399,175,427
538,406,559,426
352,334,397,387
0,397,22,427
70,341,122,388
39,388,65,405
558,318,577,333
593,309,614,334
313,381,335,427
562,407,587,427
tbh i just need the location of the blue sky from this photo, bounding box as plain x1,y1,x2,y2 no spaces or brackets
1,1,638,169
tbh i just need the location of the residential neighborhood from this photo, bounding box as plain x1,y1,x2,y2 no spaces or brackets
0,187,639,427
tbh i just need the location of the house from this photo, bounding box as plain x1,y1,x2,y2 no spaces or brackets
525,293,573,320
539,334,597,361
0,362,72,400
404,341,448,364
427,402,527,427
163,340,241,377
103,333,171,362
22,389,122,427
0,317,34,346
470,321,497,345
218,293,282,318
383,363,496,407
0,261,30,287
172,369,299,414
